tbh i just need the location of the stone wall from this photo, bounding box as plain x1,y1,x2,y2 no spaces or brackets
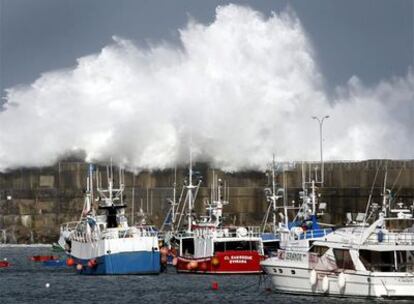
0,159,413,243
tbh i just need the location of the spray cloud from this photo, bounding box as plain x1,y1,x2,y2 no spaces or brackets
1,4,413,171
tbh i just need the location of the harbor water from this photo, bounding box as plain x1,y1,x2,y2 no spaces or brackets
0,246,399,304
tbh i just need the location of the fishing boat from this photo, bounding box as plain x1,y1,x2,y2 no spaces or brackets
174,158,265,274
261,160,332,255
261,170,414,298
0,210,10,267
67,164,160,275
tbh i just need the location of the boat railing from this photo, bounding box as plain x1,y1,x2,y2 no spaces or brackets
134,225,159,237
296,228,333,240
71,230,100,243
365,232,414,245
60,221,80,233
191,225,262,238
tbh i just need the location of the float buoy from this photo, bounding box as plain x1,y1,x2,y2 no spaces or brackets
200,262,208,271
189,260,198,270
211,281,219,290
87,259,97,268
338,272,346,290
76,264,83,271
310,269,317,287
322,275,329,293
211,257,220,267
66,258,75,267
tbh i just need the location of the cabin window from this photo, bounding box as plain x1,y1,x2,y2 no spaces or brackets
359,250,394,272
333,249,355,270
181,238,194,256
359,250,414,272
214,241,258,252
310,245,329,257
263,241,280,256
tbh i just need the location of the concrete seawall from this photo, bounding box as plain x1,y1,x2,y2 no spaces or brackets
0,159,413,243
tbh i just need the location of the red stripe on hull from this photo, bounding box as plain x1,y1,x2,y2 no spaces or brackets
176,250,264,274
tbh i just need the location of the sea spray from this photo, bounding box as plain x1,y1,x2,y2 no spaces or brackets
0,4,412,172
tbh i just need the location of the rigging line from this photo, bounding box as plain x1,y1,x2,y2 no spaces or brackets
357,165,381,251
390,167,403,193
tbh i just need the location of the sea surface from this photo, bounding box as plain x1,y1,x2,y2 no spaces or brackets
0,246,402,304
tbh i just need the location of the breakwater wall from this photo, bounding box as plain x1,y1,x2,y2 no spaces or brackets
0,160,413,243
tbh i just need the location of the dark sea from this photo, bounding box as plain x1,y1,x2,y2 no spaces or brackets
0,246,403,304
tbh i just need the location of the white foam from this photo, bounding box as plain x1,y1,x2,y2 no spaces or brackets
0,4,412,172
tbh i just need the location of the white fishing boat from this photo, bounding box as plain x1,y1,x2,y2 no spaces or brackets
66,164,160,275
261,160,332,255
262,170,414,298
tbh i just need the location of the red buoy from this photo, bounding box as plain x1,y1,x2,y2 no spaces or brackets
66,258,75,267
87,259,97,268
211,281,219,290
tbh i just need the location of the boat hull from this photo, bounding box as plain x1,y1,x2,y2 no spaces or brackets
72,250,160,275
262,264,414,298
176,250,264,274
69,236,161,275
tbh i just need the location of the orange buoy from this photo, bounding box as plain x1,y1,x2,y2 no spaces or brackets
189,260,198,270
186,262,192,270
161,255,168,264
76,264,83,271
211,257,220,267
211,281,219,290
66,258,75,267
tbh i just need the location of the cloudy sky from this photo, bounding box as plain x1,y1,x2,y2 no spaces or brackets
0,0,413,171
1,0,412,94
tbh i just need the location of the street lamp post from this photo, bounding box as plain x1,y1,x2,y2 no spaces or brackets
312,115,329,184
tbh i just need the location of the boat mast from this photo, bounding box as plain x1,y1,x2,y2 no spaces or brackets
187,148,195,234
283,167,289,228
271,155,277,234
172,166,177,231
382,168,388,217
